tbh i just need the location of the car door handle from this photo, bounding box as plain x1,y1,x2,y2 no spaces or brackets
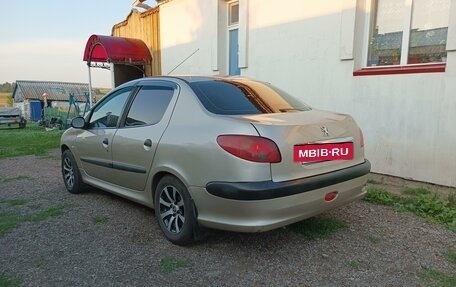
144,139,152,147
102,138,109,147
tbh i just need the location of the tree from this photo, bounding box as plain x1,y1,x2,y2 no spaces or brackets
0,82,15,93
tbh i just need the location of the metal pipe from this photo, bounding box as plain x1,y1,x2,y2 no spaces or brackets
87,64,93,108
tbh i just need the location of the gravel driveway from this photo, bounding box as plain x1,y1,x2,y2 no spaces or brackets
1,150,455,287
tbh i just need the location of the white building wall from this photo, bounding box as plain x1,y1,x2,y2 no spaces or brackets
13,101,26,119
160,0,218,76
159,0,456,187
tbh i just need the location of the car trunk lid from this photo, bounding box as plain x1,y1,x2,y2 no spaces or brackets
237,109,365,182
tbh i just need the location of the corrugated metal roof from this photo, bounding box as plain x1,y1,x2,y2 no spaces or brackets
13,80,90,102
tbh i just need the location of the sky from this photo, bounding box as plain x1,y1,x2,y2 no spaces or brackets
0,0,157,88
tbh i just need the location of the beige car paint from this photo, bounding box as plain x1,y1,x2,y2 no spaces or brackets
61,76,368,234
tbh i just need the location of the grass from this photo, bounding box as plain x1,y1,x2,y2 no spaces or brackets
366,187,456,287
0,199,28,206
0,122,63,159
158,257,192,274
367,178,381,184
0,212,25,237
0,176,31,183
346,260,362,269
288,216,346,240
0,204,71,237
420,269,456,287
401,187,432,197
367,235,381,245
448,192,456,209
420,247,456,287
445,248,456,265
0,273,20,287
43,107,81,127
364,187,456,287
92,215,110,224
30,206,67,222
364,187,456,232
364,187,396,206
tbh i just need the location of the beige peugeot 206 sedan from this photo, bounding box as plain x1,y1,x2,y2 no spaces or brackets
61,76,370,245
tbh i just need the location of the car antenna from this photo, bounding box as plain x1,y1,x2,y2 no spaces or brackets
167,48,200,75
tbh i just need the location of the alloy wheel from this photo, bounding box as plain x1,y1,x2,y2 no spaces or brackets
159,185,186,234
63,157,74,190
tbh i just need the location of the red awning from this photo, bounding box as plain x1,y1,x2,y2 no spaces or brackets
83,34,152,65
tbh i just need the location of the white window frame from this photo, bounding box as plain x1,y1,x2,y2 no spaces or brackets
228,0,239,27
212,0,248,74
362,0,450,67
227,0,240,75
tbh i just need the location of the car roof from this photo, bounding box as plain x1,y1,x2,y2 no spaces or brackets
138,75,251,84
113,75,263,91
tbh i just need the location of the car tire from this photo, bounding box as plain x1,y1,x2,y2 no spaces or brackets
61,149,86,194
154,175,196,246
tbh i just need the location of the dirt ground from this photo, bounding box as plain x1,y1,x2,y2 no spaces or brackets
0,151,455,287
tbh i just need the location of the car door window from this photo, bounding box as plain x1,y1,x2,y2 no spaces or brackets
89,87,133,128
124,86,174,127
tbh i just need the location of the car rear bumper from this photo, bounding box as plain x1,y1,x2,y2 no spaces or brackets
191,174,368,232
206,160,370,200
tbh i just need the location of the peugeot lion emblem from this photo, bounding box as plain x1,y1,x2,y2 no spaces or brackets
321,126,329,137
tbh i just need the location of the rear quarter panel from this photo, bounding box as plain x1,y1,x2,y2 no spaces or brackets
150,81,272,189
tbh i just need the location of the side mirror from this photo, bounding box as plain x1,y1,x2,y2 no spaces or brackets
71,116,86,129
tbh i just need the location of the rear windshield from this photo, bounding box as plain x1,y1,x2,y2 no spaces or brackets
188,79,311,115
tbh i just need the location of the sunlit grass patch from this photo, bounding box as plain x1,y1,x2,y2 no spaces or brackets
0,176,31,183
0,204,73,237
158,257,192,274
0,123,63,159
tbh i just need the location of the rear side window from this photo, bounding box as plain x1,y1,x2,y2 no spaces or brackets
124,86,174,126
189,79,311,115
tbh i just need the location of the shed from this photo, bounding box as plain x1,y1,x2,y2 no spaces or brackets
12,80,90,121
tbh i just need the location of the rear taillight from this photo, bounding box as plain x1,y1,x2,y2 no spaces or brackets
359,128,364,148
217,135,282,163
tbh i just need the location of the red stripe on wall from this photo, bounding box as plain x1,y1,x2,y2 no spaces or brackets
353,63,446,76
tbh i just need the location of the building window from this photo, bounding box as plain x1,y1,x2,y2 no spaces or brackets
228,1,240,75
228,2,239,26
367,0,450,67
